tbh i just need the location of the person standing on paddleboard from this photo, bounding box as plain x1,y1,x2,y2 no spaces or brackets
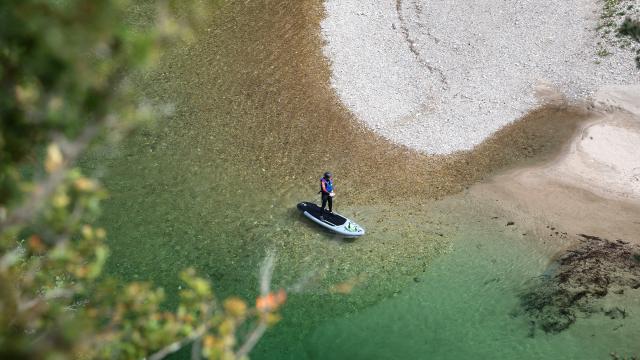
320,171,335,216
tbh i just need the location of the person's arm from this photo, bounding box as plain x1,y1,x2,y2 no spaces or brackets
321,180,328,193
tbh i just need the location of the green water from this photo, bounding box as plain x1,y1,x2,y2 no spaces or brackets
86,1,640,359
250,195,640,360
301,199,640,360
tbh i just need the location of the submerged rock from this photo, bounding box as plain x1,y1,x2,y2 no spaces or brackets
518,234,640,334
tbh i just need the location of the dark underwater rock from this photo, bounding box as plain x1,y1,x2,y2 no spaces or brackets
519,234,640,334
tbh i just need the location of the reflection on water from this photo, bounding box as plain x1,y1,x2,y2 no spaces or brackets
80,0,640,359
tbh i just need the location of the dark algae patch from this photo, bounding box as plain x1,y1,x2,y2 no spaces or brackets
519,234,640,334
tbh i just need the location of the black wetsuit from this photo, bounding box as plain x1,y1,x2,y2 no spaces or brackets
320,178,333,213
321,192,332,213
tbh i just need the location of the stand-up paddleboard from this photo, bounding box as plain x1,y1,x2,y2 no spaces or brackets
297,202,365,238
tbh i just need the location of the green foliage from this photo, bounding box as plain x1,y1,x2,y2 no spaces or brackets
618,17,640,41
602,0,620,19
596,47,612,57
595,0,640,67
618,17,640,67
0,0,197,207
0,1,283,359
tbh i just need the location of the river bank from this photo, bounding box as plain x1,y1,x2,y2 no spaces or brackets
475,86,640,245
321,0,640,154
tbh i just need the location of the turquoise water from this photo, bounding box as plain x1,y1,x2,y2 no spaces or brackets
255,196,640,359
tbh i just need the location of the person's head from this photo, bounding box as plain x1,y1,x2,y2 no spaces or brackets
324,171,332,180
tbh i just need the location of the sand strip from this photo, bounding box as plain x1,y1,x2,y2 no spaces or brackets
474,86,640,243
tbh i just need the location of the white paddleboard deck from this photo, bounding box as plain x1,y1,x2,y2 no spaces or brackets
297,201,365,238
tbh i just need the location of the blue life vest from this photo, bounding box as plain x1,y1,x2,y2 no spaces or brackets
321,178,333,193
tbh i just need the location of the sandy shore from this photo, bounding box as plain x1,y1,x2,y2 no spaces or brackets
474,86,640,244
541,85,640,204
322,0,640,154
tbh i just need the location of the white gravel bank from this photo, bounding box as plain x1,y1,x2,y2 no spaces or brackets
321,0,640,154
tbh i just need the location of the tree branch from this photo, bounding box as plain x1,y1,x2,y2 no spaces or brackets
147,325,208,360
0,122,102,231
235,321,267,359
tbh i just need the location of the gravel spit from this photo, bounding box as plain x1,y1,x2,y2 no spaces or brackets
321,0,640,154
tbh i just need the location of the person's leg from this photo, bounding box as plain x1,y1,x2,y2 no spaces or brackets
321,193,328,212
328,196,333,213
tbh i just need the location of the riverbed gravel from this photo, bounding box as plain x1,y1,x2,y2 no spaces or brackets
321,0,640,154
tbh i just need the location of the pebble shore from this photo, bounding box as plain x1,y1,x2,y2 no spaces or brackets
321,0,640,154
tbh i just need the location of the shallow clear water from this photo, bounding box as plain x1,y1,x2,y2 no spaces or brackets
302,210,640,360
252,195,640,360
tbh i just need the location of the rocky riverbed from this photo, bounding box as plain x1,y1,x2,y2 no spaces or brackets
519,234,640,334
